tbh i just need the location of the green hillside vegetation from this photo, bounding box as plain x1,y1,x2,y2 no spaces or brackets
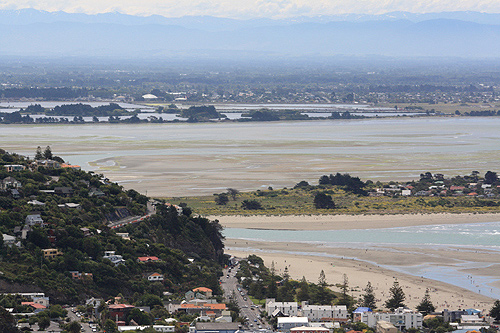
165,172,500,216
0,149,225,305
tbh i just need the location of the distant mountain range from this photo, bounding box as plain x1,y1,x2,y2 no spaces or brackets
1,9,500,59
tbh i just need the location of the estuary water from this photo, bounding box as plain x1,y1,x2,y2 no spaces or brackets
224,221,500,299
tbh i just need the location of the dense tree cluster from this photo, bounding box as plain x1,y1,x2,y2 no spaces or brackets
319,173,367,195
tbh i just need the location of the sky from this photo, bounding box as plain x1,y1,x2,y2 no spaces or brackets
0,0,500,18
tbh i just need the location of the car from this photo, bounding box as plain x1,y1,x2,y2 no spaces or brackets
259,325,262,329
254,319,257,322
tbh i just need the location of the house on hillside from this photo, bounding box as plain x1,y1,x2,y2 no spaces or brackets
1,176,22,190
147,273,164,281
103,251,126,266
4,164,25,172
137,256,160,263
193,287,213,298
25,214,44,227
42,248,63,259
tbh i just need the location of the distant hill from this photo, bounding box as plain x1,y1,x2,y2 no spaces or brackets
1,9,500,58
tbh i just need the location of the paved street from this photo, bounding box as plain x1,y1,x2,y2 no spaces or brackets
221,265,272,332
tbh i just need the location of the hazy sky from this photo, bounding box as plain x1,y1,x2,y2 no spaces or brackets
1,0,499,18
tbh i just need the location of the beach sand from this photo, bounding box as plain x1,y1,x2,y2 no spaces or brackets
218,213,500,312
211,212,500,230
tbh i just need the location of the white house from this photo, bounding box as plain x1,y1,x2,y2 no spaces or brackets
25,214,44,227
360,308,422,330
266,299,299,317
300,304,348,322
103,251,126,266
148,273,164,281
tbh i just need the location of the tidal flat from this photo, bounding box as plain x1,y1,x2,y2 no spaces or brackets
2,117,500,196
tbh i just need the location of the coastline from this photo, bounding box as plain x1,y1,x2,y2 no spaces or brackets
211,212,500,230
218,213,500,311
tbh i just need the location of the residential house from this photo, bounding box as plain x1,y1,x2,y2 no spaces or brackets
42,248,63,259
4,164,25,172
28,200,45,206
61,163,81,170
89,188,105,197
2,234,16,247
360,308,423,330
70,271,93,281
266,299,299,317
54,187,73,197
300,303,348,322
80,228,91,237
376,321,398,333
118,326,175,332
33,159,60,169
108,304,135,322
25,214,44,227
290,327,330,333
21,302,46,313
277,317,309,331
1,176,22,190
103,251,126,266
193,322,239,333
10,189,20,199
32,296,50,307
193,287,213,298
138,256,160,263
147,273,164,281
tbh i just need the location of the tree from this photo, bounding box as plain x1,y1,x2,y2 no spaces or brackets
417,288,435,315
490,299,500,322
214,193,229,205
241,200,263,210
38,315,51,331
35,146,43,160
338,274,351,307
104,319,118,333
227,188,239,200
485,171,498,184
43,146,53,160
314,192,335,209
318,270,327,288
296,276,310,302
385,280,406,310
67,321,81,333
360,281,377,310
0,306,20,333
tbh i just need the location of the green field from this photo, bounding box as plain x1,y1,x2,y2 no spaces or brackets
164,186,500,216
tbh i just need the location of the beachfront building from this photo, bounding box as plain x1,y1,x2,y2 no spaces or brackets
278,317,309,332
360,308,423,330
266,299,299,317
300,304,349,322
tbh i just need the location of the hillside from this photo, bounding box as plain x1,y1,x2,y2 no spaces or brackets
0,148,225,304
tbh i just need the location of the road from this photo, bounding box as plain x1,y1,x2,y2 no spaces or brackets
221,265,272,332
67,308,98,333
108,200,156,229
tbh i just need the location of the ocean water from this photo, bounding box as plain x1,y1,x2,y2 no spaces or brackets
223,221,500,299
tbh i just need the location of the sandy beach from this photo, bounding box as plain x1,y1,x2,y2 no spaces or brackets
211,212,500,230
218,213,500,312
